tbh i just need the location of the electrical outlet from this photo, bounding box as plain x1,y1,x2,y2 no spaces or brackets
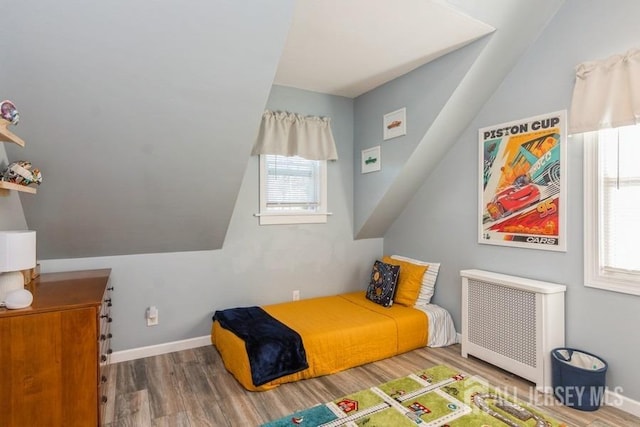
292,290,300,301
146,306,158,326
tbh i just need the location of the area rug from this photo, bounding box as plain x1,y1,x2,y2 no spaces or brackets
263,365,567,426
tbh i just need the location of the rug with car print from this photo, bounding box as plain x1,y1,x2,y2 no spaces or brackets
263,365,566,426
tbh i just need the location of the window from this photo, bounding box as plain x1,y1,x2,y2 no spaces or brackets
258,154,328,225
584,124,640,295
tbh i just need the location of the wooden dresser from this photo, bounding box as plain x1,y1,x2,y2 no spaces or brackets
0,269,113,427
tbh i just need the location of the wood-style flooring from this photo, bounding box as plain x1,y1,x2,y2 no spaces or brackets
103,344,640,426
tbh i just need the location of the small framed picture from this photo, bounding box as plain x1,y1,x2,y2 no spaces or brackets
383,108,406,140
361,146,381,174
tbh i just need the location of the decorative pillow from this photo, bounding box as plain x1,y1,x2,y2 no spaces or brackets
382,256,428,307
390,255,441,305
366,260,400,307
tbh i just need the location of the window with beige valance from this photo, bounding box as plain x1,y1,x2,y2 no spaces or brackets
252,110,336,225
576,48,640,296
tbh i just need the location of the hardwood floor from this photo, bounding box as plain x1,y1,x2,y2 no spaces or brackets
103,344,639,426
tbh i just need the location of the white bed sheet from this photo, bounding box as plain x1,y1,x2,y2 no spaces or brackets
415,303,459,347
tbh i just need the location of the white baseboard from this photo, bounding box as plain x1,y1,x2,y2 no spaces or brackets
605,388,640,418
110,335,211,364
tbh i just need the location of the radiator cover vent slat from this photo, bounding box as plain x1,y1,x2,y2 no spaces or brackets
467,279,537,368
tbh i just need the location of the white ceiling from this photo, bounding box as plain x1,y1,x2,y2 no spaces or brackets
274,0,495,98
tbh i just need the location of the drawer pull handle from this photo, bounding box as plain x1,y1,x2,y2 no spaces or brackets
101,355,107,362
100,334,106,341
102,396,108,404
107,286,114,291
107,348,113,355
100,315,113,323
101,375,107,383
108,333,113,339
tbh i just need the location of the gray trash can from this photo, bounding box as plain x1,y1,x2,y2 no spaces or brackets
551,348,608,411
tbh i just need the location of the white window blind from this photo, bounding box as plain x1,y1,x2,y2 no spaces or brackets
599,125,640,274
265,155,320,212
258,154,328,225
584,124,640,295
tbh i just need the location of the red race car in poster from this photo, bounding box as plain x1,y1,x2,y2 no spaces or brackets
487,176,540,221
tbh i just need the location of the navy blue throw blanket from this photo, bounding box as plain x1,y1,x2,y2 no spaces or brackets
213,306,308,386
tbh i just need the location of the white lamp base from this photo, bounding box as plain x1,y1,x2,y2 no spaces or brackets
0,271,25,302
4,289,33,309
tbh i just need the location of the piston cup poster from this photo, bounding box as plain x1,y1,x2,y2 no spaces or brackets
479,111,567,251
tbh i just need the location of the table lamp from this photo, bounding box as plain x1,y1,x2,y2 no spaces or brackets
0,230,36,307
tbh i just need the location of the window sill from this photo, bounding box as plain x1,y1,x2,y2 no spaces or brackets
255,212,332,225
585,279,640,297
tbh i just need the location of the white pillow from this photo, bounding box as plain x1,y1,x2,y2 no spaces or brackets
390,255,440,305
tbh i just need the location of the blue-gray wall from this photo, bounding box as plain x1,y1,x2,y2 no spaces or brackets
353,39,486,234
383,0,640,400
40,85,382,351
352,0,565,240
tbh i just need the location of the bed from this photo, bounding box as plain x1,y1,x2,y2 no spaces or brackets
211,255,457,391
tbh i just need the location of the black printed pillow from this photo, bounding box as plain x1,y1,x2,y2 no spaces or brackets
366,260,400,307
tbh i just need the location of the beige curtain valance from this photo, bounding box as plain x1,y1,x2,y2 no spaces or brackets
251,110,338,161
569,48,640,134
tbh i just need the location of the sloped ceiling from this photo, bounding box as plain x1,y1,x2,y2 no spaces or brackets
3,1,295,258
1,0,564,259
274,0,494,98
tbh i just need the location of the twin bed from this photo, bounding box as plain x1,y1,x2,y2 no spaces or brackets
211,255,457,391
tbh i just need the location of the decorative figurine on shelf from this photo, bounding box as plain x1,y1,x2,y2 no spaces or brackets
0,161,42,186
0,100,19,125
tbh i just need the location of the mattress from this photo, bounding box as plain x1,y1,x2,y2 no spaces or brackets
415,303,459,348
211,291,429,391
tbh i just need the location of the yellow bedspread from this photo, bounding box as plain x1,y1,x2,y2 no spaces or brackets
211,291,428,391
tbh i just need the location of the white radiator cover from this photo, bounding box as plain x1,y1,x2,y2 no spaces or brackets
460,269,566,392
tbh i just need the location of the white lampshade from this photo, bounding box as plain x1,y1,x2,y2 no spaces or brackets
0,230,36,304
0,230,36,272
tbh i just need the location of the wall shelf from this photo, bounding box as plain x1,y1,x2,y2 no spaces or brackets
0,181,37,195
0,116,37,196
0,119,25,147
